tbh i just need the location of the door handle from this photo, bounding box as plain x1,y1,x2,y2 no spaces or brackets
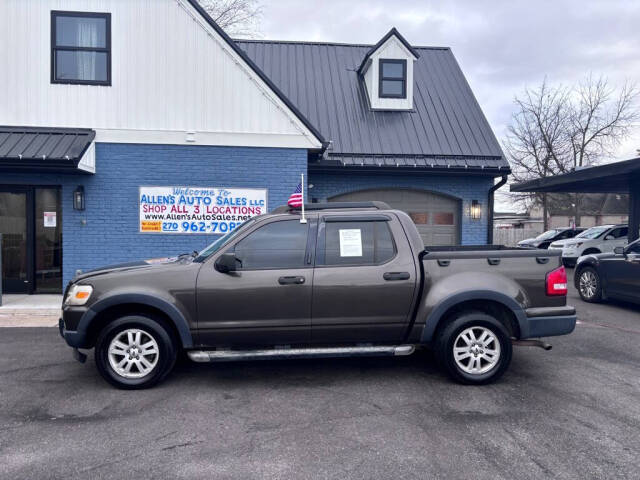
487,258,501,266
383,272,410,281
278,276,305,285
437,259,450,267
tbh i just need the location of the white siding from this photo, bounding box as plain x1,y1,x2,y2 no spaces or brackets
77,142,96,173
365,35,416,111
0,0,321,149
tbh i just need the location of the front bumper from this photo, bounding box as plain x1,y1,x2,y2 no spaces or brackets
59,306,91,348
561,256,578,267
523,306,577,338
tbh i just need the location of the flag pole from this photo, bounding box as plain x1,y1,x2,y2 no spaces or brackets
300,173,307,223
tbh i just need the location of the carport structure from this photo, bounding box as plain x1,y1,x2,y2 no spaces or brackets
511,157,640,242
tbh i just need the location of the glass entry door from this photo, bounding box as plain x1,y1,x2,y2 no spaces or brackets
0,189,30,293
0,186,62,294
34,188,62,293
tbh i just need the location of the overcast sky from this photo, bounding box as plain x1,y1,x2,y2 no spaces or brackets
258,0,640,207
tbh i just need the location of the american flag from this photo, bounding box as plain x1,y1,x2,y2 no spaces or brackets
288,182,303,208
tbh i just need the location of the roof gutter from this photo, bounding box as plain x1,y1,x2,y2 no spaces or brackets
487,175,508,244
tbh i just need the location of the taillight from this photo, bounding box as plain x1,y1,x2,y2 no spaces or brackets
546,266,568,296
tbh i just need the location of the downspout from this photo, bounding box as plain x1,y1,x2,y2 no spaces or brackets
487,175,508,244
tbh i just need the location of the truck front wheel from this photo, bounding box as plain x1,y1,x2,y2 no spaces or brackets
435,312,512,385
95,315,177,389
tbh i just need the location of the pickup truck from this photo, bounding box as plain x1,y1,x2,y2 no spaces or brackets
59,202,577,389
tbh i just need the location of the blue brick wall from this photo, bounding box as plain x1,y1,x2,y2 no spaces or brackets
2,143,307,286
309,172,494,245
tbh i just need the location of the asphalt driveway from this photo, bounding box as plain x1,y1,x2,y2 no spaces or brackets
1,280,639,479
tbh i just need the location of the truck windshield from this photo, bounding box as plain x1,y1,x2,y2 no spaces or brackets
194,218,257,262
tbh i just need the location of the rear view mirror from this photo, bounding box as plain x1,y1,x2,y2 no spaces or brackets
215,252,238,273
614,246,625,255
605,235,614,241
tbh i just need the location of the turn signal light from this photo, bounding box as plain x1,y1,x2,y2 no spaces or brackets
546,266,568,296
64,285,93,306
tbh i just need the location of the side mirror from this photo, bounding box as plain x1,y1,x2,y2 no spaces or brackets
215,252,238,273
604,235,614,241
614,246,625,255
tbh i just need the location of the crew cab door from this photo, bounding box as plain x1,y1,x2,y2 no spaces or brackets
311,214,417,343
196,218,314,346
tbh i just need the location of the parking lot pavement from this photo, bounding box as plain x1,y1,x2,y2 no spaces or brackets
1,282,639,479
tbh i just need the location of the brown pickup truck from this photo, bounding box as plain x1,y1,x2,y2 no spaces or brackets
60,202,576,389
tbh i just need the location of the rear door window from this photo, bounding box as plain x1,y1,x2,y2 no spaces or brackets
318,220,396,266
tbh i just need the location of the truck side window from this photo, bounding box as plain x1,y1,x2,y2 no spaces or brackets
233,220,308,270
320,221,395,266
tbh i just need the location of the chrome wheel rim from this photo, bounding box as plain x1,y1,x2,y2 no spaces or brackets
453,326,501,375
579,271,597,298
108,328,159,379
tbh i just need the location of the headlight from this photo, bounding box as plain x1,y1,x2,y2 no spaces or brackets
64,285,93,306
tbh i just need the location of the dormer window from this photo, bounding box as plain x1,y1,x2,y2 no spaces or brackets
358,28,419,111
379,59,406,98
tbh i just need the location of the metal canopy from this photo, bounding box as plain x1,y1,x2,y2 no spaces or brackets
0,126,95,172
511,157,640,242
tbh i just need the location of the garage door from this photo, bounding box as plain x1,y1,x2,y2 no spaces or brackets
329,189,460,245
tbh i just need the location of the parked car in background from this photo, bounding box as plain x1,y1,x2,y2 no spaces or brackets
517,227,585,249
574,239,640,304
59,202,576,389
548,224,628,267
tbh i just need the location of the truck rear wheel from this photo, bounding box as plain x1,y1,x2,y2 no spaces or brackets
95,315,177,390
435,312,512,385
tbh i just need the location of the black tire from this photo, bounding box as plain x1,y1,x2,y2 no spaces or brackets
435,312,512,385
577,266,602,303
95,315,177,389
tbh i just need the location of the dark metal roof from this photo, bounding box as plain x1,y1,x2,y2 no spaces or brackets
186,0,325,148
511,158,640,194
0,126,95,170
236,38,508,173
357,28,420,74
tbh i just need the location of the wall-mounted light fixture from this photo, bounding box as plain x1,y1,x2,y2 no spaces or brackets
470,199,481,220
73,186,85,211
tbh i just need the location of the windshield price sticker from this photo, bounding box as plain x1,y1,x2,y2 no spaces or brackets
339,229,363,257
139,186,267,234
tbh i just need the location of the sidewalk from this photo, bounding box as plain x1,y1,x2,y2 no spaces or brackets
0,294,61,327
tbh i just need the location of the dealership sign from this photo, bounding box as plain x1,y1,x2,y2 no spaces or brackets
139,186,267,234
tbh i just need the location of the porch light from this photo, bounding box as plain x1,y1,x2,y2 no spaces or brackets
73,186,85,211
470,200,481,220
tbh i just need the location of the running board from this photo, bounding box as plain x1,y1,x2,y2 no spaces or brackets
187,345,415,363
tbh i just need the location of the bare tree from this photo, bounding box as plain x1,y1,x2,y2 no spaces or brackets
504,75,638,229
200,0,263,38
